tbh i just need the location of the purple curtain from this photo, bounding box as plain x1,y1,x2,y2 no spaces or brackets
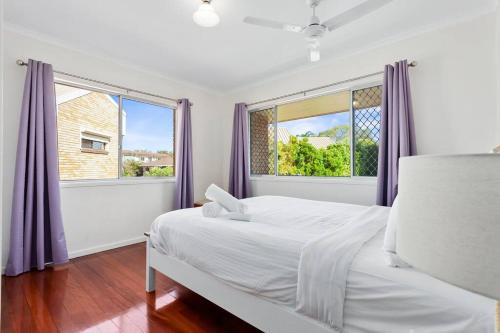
228,103,251,199
174,99,194,209
6,59,69,276
376,59,417,207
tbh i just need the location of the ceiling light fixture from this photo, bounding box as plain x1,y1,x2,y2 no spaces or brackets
193,0,220,28
308,39,320,62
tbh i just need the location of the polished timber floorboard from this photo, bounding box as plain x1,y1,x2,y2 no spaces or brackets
1,243,261,333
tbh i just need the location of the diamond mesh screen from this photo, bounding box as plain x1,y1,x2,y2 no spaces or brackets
353,86,382,177
250,108,275,175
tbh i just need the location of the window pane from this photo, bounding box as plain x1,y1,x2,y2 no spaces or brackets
81,139,93,149
121,98,174,177
250,108,275,175
81,138,106,150
92,141,105,150
353,86,382,177
276,91,351,177
56,83,119,180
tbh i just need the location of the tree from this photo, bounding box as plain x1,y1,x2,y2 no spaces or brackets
354,139,379,176
321,144,351,176
144,166,174,177
278,136,351,177
123,160,142,177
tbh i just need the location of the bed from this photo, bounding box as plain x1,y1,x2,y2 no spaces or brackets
146,196,495,333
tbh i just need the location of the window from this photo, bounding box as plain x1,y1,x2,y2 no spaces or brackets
55,83,175,181
121,98,174,178
81,138,106,151
249,108,275,175
352,86,382,176
249,85,382,178
80,131,110,154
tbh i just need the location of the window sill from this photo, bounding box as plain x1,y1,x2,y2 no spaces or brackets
249,176,377,186
80,148,109,155
60,177,175,188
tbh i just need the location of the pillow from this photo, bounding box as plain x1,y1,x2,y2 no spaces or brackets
383,196,410,268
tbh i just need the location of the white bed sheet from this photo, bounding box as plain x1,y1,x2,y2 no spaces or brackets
151,196,366,306
150,196,495,333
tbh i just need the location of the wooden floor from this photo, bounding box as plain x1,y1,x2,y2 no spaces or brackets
1,243,261,333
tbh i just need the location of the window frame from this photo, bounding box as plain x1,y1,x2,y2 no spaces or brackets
55,80,177,184
248,81,382,181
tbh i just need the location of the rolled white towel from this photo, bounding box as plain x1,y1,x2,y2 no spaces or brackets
201,202,251,222
205,184,247,213
202,202,223,218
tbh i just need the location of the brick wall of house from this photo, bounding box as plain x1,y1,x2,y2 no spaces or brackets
57,92,119,180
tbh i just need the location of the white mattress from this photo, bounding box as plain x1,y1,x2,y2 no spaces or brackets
150,196,495,333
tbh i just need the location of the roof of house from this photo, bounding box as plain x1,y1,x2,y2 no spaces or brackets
55,84,92,104
277,127,291,144
122,150,172,159
300,137,335,150
55,84,124,115
277,127,335,149
141,156,174,167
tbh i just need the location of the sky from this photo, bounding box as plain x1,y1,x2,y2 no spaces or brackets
111,95,378,151
113,96,174,152
279,111,350,136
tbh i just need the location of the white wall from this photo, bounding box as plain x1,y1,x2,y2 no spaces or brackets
497,0,500,143
2,10,500,268
2,28,225,267
0,0,4,309
59,180,175,258
224,13,499,205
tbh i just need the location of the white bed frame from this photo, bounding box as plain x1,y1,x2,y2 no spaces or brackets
145,234,335,333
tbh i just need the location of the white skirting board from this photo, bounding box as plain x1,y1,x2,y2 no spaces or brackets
2,236,146,274
68,236,146,259
146,236,336,333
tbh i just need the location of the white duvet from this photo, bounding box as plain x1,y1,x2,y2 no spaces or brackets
150,196,495,333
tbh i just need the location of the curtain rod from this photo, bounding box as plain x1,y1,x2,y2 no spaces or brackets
16,59,181,104
246,60,417,107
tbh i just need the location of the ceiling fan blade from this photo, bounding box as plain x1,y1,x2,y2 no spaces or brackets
322,0,393,31
243,16,304,33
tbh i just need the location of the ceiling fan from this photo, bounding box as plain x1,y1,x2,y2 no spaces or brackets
243,0,393,62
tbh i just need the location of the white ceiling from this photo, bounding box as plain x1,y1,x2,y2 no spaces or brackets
5,0,496,90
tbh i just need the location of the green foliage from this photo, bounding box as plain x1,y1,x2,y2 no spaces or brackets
278,136,351,177
144,166,174,177
277,122,379,177
354,139,379,176
123,159,142,177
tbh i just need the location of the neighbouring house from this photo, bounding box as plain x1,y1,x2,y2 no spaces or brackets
141,157,174,173
122,150,171,163
56,84,121,180
277,127,336,149
122,150,174,175
57,84,173,180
